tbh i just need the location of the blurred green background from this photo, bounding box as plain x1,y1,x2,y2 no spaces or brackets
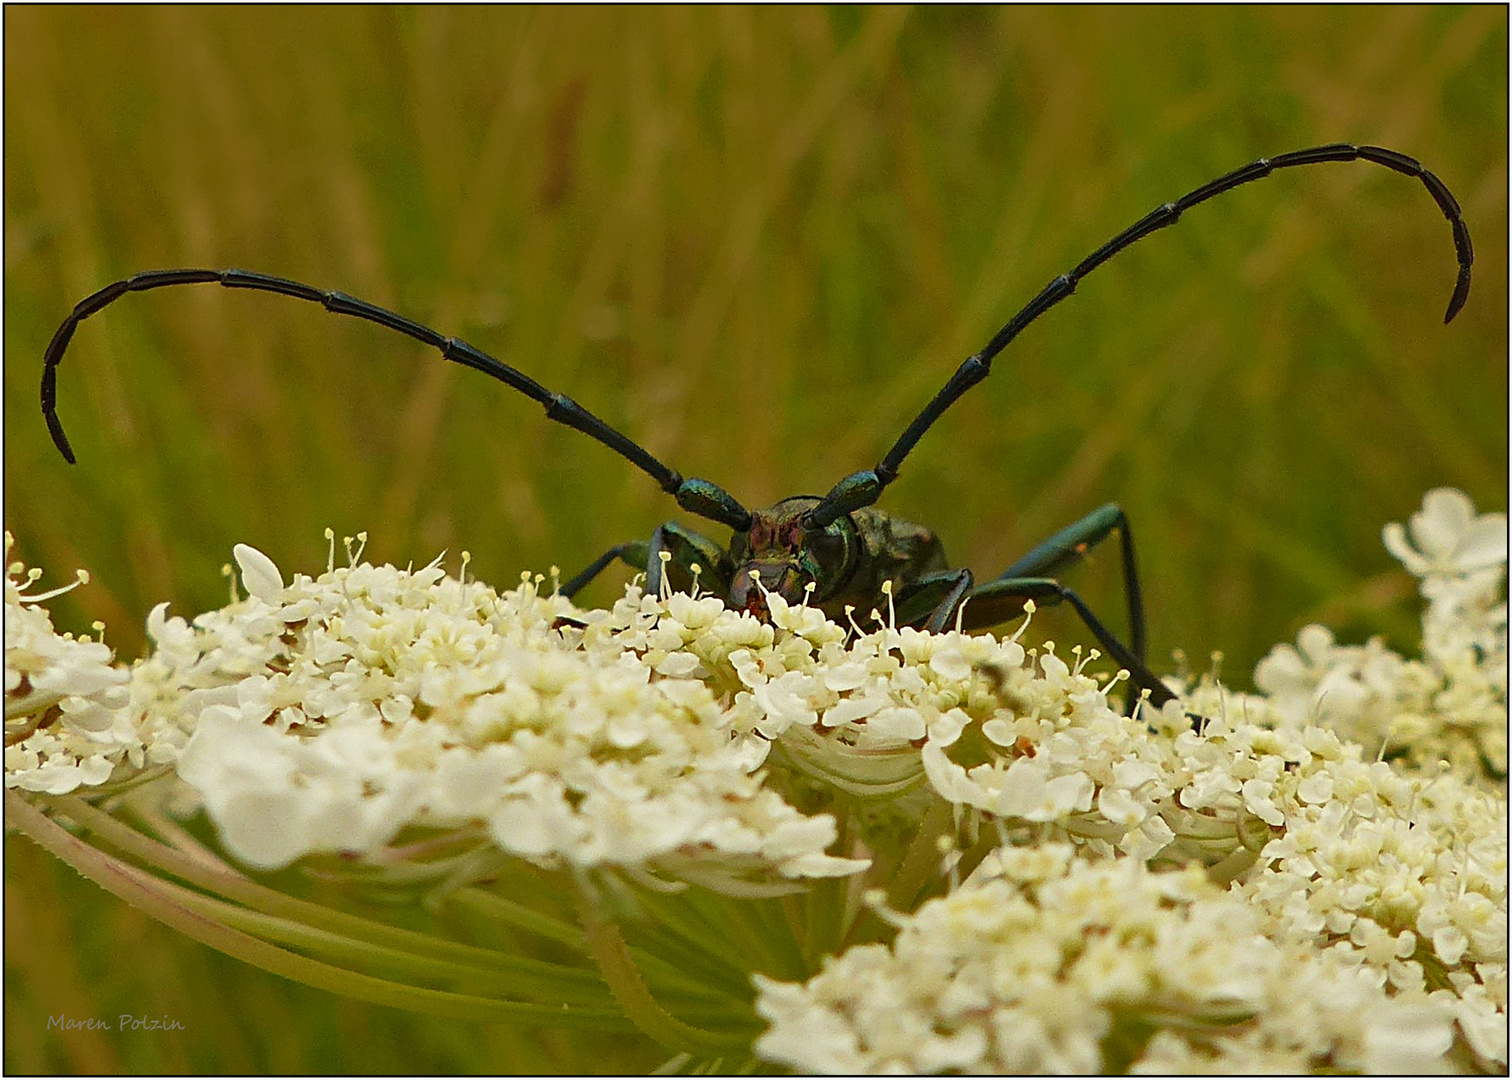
5,6,1505,1073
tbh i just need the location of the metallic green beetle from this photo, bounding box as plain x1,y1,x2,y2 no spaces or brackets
41,143,1473,709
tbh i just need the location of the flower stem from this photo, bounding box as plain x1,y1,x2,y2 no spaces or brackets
8,792,634,1029
573,882,750,1056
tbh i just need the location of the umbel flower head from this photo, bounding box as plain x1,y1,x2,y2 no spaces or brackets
4,491,1506,1073
755,849,1466,1073
1257,487,1508,781
4,532,133,793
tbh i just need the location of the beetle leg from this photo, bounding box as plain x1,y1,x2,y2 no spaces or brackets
993,502,1146,663
644,522,734,601
892,569,975,632
563,522,734,602
966,575,1174,708
560,541,650,599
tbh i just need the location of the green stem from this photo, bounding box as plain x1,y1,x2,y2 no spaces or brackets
682,885,793,980
141,873,617,1005
628,887,759,989
452,886,735,1005
447,886,592,954
8,792,633,1030
747,894,810,981
574,882,749,1056
50,794,522,967
800,872,847,967
885,797,951,912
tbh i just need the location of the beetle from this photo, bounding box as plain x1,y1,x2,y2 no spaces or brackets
40,143,1473,710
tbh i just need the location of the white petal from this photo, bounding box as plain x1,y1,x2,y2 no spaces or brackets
1453,513,1508,571
233,544,285,602
1382,522,1429,575
1421,487,1474,533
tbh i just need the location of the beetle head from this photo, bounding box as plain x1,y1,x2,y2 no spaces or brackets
727,497,858,617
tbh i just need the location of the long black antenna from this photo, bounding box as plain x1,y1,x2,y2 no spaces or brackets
40,268,753,532
806,143,1474,528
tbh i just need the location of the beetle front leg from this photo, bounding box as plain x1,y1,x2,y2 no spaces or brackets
967,575,1175,708
561,521,732,602
644,521,734,601
560,541,650,598
893,569,975,632
993,502,1147,662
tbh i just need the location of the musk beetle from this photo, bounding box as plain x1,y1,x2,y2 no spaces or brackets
41,143,1473,709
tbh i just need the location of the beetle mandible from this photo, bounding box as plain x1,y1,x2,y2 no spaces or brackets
40,143,1473,709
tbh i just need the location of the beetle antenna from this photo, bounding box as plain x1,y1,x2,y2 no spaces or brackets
805,143,1473,528
39,269,753,532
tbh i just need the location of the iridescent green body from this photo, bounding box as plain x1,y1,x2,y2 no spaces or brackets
580,499,948,624
597,497,1148,662
697,498,947,623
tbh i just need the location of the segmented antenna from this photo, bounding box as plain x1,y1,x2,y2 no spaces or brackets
805,143,1473,528
39,268,753,532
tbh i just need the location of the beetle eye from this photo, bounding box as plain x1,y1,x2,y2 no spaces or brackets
803,526,845,573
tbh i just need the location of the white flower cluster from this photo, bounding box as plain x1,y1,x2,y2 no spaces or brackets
4,534,134,794
3,534,870,884
1148,697,1506,1067
743,665,1505,1070
598,582,1117,800
592,574,1182,860
4,488,1504,1072
156,542,869,884
755,846,1465,1073
1257,487,1507,781
747,489,1506,1074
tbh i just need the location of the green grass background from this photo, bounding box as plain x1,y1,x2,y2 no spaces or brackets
4,6,1505,1073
